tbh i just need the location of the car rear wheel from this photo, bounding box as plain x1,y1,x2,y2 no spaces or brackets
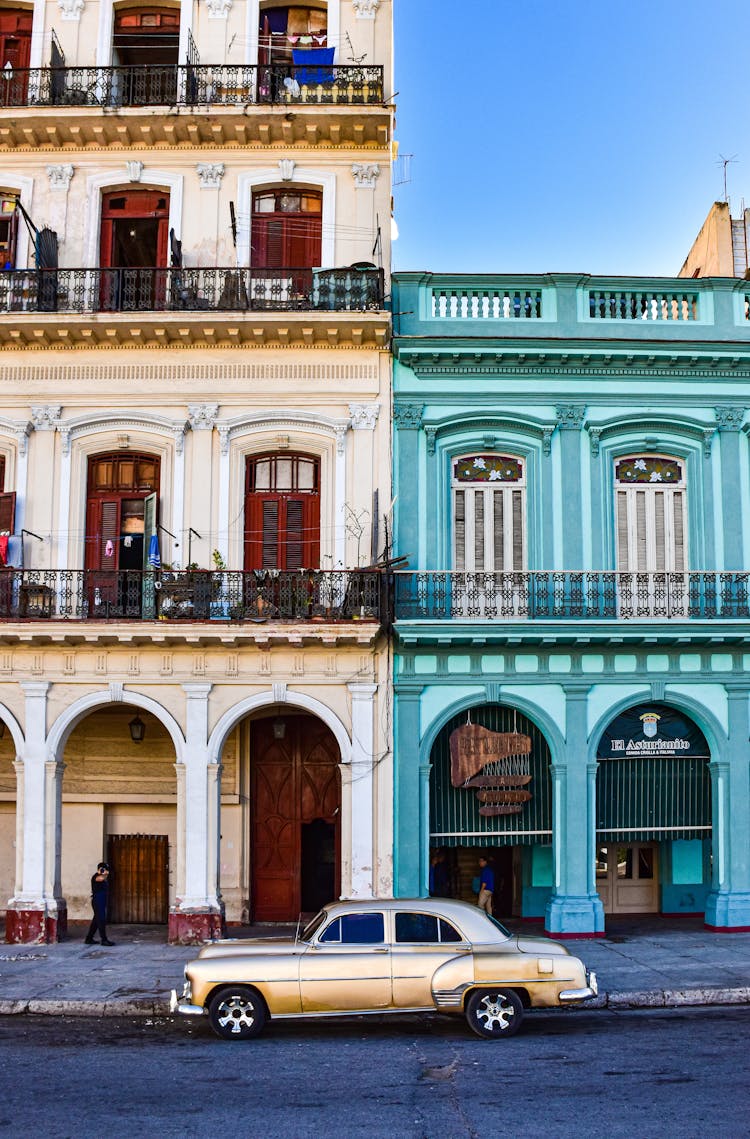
465,988,523,1039
208,986,267,1040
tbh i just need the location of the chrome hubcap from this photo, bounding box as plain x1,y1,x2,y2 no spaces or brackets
217,996,256,1034
476,994,514,1033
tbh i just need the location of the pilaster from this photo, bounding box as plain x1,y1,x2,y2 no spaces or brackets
168,682,223,944
394,682,424,897
555,406,585,569
347,683,377,898
715,408,746,570
393,404,424,563
705,684,750,930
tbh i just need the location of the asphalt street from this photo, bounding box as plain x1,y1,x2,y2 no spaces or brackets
0,1007,748,1138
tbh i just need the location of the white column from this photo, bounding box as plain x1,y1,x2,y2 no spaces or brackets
29,0,46,69
335,427,348,568
56,442,71,570
178,0,193,67
14,682,51,904
14,430,29,542
172,432,186,563
217,428,231,566
180,682,219,909
348,682,376,898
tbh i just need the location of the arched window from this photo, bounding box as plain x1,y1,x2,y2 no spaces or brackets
452,455,525,572
244,453,320,570
614,456,686,573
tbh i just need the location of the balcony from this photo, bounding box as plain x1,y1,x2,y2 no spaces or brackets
0,64,390,148
394,571,750,624
0,569,384,640
0,63,384,108
0,266,389,349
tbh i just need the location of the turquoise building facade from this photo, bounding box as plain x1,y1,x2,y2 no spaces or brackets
391,272,750,936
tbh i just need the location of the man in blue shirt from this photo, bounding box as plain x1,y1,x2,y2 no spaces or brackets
477,856,495,916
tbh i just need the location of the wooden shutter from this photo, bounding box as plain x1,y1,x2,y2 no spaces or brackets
261,500,279,568
616,483,687,574
0,491,16,534
287,215,322,268
285,498,304,569
454,490,465,571
453,484,525,572
141,491,157,569
86,499,120,571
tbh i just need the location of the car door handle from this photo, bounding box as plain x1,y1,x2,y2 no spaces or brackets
372,947,388,953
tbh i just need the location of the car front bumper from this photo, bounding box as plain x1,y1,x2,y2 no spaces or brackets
559,971,598,1003
170,982,206,1017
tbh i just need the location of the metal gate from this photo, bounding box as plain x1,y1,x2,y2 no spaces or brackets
107,833,169,924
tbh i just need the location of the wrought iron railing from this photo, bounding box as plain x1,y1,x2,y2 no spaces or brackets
0,569,383,623
394,571,750,621
0,267,385,314
0,63,384,108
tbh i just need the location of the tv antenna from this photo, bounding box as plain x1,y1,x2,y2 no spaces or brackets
717,153,738,203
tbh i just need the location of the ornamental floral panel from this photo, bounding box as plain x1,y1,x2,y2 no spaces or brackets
453,455,523,483
615,456,683,485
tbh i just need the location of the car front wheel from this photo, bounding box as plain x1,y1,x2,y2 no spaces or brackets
208,986,268,1041
465,988,523,1039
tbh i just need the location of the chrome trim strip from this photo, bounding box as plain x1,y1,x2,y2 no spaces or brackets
559,986,597,1003
277,1006,434,1020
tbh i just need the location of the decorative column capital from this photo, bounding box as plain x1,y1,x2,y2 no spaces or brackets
196,163,225,190
31,406,61,431
703,428,715,457
353,0,380,16
348,682,377,699
58,0,83,20
182,682,213,700
20,680,50,697
424,426,437,455
206,0,232,17
542,425,555,456
587,426,602,457
555,404,586,430
218,425,231,455
187,404,219,431
334,424,348,455
393,402,424,430
47,164,74,191
351,163,381,190
349,402,380,430
715,406,746,431
15,424,32,457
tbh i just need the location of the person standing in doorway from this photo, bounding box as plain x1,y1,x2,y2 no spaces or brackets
476,856,495,916
85,862,115,946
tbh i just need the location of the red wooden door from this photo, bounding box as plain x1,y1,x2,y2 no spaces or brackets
244,454,320,571
107,834,169,924
251,189,322,269
100,190,170,268
0,10,32,69
251,715,340,921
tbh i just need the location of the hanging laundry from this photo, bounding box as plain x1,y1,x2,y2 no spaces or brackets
0,534,8,566
147,533,161,569
123,535,133,549
105,539,114,559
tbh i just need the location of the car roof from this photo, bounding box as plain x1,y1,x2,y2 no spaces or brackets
318,897,510,940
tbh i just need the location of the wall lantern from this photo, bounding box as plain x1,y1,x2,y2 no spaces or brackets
129,714,146,744
272,717,286,740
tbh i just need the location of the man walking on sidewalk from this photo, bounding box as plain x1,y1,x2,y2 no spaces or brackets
477,856,494,916
85,862,115,946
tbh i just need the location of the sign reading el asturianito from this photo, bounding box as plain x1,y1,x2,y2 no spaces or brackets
597,703,710,761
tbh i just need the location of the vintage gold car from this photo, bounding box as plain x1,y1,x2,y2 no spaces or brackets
171,898,597,1040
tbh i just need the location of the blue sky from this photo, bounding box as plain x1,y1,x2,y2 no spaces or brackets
392,0,750,276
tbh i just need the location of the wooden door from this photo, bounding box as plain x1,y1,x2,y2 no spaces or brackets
596,843,659,914
244,453,320,571
251,715,340,921
107,833,169,923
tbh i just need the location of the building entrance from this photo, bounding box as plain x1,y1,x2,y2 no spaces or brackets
250,713,340,921
596,842,659,914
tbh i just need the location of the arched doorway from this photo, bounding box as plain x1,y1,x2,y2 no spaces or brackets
85,450,160,617
595,703,712,915
246,710,340,921
61,705,177,926
429,704,552,919
0,718,16,930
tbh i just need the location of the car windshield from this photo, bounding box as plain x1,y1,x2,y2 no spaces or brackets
300,910,327,942
483,913,511,939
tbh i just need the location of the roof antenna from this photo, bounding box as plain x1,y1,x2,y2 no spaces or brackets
717,154,738,204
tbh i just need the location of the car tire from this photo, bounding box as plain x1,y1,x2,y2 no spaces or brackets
465,988,523,1039
208,986,268,1041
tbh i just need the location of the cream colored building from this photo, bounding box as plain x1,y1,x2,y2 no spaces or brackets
678,200,750,278
0,0,394,943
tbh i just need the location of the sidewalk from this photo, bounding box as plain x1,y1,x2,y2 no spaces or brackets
0,916,749,1018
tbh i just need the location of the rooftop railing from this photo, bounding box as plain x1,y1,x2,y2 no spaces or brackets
0,568,384,623
0,63,384,108
0,266,385,315
394,273,750,342
394,571,750,621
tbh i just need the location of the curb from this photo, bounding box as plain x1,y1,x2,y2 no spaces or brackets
1,989,750,1018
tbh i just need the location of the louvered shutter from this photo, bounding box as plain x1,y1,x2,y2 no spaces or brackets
511,490,524,571
261,500,279,568
285,499,304,569
0,492,16,534
453,484,525,572
99,501,119,569
454,490,465,571
672,491,686,572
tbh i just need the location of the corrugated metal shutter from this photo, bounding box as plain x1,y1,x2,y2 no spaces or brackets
430,705,551,847
596,757,711,842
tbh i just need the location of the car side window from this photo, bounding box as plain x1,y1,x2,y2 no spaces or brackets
395,912,440,943
439,918,463,943
319,913,385,944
